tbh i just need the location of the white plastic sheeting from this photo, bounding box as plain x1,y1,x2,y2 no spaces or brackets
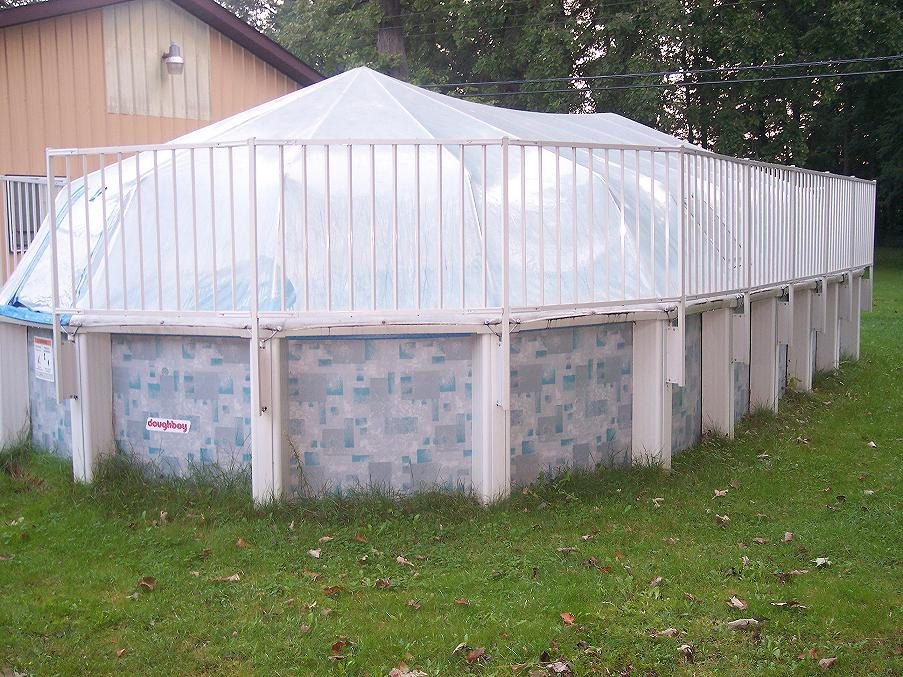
5,67,712,316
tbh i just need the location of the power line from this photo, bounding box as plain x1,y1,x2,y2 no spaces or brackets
449,67,903,98
425,54,903,89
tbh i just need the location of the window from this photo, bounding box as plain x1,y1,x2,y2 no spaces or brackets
2,175,63,254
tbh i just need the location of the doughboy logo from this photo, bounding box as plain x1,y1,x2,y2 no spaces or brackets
146,417,191,434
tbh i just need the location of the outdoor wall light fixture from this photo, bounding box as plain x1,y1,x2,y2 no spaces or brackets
162,42,185,75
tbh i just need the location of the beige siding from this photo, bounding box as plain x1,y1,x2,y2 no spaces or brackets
103,0,212,120
0,1,300,284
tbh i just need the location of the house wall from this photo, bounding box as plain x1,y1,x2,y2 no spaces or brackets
0,0,301,283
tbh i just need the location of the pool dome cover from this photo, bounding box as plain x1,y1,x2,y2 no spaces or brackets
3,67,700,317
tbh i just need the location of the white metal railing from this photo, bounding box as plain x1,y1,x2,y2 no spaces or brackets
37,138,875,358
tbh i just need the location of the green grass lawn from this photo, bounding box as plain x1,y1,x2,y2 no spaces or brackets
1,250,901,676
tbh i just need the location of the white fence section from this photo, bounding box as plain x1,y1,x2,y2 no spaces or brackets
40,140,875,316
35,138,875,398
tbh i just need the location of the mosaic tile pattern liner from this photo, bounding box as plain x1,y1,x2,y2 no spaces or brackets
111,335,252,475
672,313,702,454
509,323,633,485
286,336,473,495
27,328,72,457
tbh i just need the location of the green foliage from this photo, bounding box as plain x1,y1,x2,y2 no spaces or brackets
0,249,901,674
262,0,903,238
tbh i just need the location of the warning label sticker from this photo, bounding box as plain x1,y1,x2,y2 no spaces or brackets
34,336,54,382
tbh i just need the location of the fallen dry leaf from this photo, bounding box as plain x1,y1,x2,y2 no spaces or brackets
330,639,351,659
752,537,768,544
308,549,321,559
713,488,728,498
116,648,127,658
236,538,251,548
546,660,571,674
654,628,680,638
289,520,295,531
727,595,748,610
715,514,731,527
649,576,663,588
866,441,877,448
742,555,751,566
406,599,422,609
322,585,343,596
396,555,414,567
652,497,664,507
302,568,321,579
819,657,837,669
557,547,578,554
615,550,625,560
318,535,334,544
560,612,576,626
677,643,695,662
375,578,393,589
465,647,487,664
0,554,13,561
581,533,594,541
454,598,470,606
212,573,241,583
863,489,875,496
683,592,697,602
665,537,679,545
783,532,794,542
770,600,808,609
389,663,428,677
353,533,368,544
814,557,831,567
727,618,761,630
137,576,156,592
300,624,311,633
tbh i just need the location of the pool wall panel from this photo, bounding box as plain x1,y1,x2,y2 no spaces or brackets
111,335,252,474
671,313,702,454
286,336,473,495
508,322,633,485
27,328,71,457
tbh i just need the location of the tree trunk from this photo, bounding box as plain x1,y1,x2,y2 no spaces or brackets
376,0,409,79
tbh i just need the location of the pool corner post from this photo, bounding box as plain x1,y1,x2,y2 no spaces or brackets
839,272,861,360
0,322,29,448
815,278,840,372
789,285,814,391
70,332,114,483
750,296,780,412
702,307,735,438
631,318,674,470
472,332,510,504
250,336,289,505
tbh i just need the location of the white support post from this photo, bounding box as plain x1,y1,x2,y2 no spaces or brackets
250,337,288,504
472,333,509,502
70,333,113,483
789,286,813,391
861,266,873,312
702,308,734,437
632,319,672,468
0,323,29,448
750,297,779,412
840,275,861,360
815,281,840,372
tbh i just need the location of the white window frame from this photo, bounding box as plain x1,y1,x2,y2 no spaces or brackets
2,175,65,255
